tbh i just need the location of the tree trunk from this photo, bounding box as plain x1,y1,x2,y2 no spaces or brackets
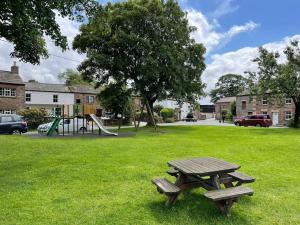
293,101,300,128
145,97,156,128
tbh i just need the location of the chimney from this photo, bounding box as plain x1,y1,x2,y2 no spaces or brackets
11,61,19,74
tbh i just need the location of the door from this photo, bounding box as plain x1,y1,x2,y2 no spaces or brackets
272,112,279,126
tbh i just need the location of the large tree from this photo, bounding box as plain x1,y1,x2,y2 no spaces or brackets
247,41,300,128
210,74,248,103
73,0,206,125
58,69,89,85
0,0,96,64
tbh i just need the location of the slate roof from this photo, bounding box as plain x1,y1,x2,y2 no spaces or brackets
25,82,99,94
0,70,24,84
68,85,99,94
216,97,236,103
25,82,70,93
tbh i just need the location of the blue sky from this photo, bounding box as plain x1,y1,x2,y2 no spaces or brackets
1,0,299,104
182,0,300,56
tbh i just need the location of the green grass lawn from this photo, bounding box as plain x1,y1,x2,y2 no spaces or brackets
0,126,300,225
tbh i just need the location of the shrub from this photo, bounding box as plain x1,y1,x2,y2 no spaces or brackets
160,108,175,121
165,117,175,123
20,108,47,128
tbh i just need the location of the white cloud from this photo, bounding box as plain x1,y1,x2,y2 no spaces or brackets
200,35,300,104
0,15,85,83
187,9,258,54
211,0,239,18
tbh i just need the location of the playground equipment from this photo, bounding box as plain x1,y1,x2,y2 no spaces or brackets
43,104,118,137
90,114,118,136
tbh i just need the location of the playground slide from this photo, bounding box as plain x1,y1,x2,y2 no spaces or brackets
90,114,118,136
46,118,60,136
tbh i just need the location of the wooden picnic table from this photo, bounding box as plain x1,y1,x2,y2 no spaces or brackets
152,157,255,216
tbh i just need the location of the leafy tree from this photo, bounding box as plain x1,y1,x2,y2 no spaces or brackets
28,79,38,83
97,83,131,119
210,74,248,103
0,0,96,64
73,0,206,126
247,41,300,128
58,69,88,85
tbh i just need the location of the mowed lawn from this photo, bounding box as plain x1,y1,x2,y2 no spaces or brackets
0,126,299,225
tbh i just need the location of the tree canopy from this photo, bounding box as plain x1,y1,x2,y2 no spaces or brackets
73,0,206,125
247,41,300,127
58,69,89,86
0,0,96,64
97,83,131,119
209,74,248,103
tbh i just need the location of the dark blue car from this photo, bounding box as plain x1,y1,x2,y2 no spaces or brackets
0,114,28,134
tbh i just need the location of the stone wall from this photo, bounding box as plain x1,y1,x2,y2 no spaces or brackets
236,95,295,126
215,102,231,120
0,83,25,113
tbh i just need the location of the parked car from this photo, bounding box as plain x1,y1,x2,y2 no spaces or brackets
234,114,272,127
0,114,28,134
37,118,92,133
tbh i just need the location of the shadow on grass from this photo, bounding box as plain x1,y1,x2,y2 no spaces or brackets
148,192,252,225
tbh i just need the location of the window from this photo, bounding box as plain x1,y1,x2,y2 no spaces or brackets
87,96,95,104
262,111,268,115
248,111,253,116
285,98,292,104
25,93,31,102
262,96,268,105
242,101,247,110
53,94,58,103
0,109,16,114
285,111,292,120
0,88,16,97
76,99,81,104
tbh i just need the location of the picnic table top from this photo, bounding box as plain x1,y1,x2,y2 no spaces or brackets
168,157,240,176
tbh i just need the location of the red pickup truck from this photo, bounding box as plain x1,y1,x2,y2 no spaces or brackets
234,114,272,127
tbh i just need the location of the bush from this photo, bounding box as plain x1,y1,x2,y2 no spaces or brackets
160,108,175,121
20,108,47,128
165,117,175,123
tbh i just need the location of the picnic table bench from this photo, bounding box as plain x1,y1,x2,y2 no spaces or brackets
152,157,255,216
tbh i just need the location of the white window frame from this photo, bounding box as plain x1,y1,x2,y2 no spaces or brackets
0,109,16,114
25,93,31,102
285,98,292,105
285,111,292,120
53,94,58,103
0,88,16,97
88,96,95,104
262,97,268,105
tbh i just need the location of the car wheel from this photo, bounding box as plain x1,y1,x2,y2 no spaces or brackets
236,122,240,126
256,123,261,127
11,129,21,135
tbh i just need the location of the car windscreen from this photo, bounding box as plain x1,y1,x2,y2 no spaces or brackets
13,116,23,122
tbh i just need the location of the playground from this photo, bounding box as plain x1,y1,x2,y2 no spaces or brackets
38,104,120,137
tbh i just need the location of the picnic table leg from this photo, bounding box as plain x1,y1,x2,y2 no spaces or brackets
210,174,234,216
215,199,234,217
210,175,221,189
